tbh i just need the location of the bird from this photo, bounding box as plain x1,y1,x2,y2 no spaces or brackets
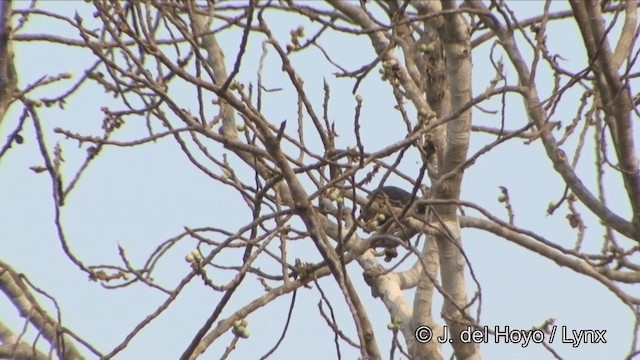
361,186,427,226
360,186,428,261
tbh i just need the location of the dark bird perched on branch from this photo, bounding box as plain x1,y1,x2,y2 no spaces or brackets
360,186,428,261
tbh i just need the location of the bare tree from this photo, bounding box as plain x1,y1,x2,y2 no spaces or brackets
1,1,639,359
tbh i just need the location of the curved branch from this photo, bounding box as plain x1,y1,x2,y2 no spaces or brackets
569,0,640,234
460,216,640,306
0,261,86,360
465,0,638,242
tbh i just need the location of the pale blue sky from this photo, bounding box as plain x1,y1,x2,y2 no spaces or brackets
1,1,638,359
